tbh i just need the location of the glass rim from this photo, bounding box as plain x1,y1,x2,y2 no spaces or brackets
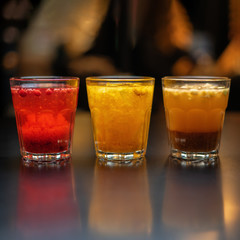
162,76,230,82
86,75,155,82
10,76,79,81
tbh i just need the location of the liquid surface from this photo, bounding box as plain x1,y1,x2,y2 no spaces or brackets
11,86,78,153
87,83,154,153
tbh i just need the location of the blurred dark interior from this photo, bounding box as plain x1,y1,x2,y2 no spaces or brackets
0,0,239,116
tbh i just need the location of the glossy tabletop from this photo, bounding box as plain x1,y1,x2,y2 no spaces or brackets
0,110,240,240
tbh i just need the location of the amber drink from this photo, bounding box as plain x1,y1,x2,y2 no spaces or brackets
86,76,154,162
162,76,230,162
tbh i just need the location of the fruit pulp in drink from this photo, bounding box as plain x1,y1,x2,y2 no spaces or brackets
11,86,78,154
87,82,154,154
163,85,229,152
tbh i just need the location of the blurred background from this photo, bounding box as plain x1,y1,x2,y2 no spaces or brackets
0,0,239,116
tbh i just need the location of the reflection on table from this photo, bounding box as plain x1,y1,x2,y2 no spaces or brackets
89,158,152,239
17,160,80,240
221,157,240,240
161,156,225,240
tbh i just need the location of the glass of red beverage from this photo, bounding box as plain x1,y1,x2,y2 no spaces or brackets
10,76,79,163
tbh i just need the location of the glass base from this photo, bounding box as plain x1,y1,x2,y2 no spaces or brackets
21,151,71,165
97,157,144,167
171,149,218,166
96,150,145,164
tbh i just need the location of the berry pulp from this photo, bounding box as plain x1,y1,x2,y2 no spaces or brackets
11,86,78,154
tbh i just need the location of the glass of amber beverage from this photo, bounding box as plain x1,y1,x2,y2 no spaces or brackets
10,76,79,162
86,76,154,162
162,76,230,162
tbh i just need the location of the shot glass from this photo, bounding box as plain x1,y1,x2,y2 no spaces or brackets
10,76,79,162
86,76,155,162
162,76,230,162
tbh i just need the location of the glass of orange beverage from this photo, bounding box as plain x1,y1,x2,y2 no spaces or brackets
162,76,230,163
10,76,79,163
86,76,155,162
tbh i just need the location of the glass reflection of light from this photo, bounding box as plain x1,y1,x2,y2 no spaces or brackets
221,157,240,239
161,156,224,239
17,160,80,239
89,158,152,239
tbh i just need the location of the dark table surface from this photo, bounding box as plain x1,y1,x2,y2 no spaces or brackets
1,109,240,240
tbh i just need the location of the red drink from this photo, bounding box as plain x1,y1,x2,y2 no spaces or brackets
10,77,79,161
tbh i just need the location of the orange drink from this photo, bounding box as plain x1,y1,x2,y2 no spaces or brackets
86,76,154,162
162,76,230,162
